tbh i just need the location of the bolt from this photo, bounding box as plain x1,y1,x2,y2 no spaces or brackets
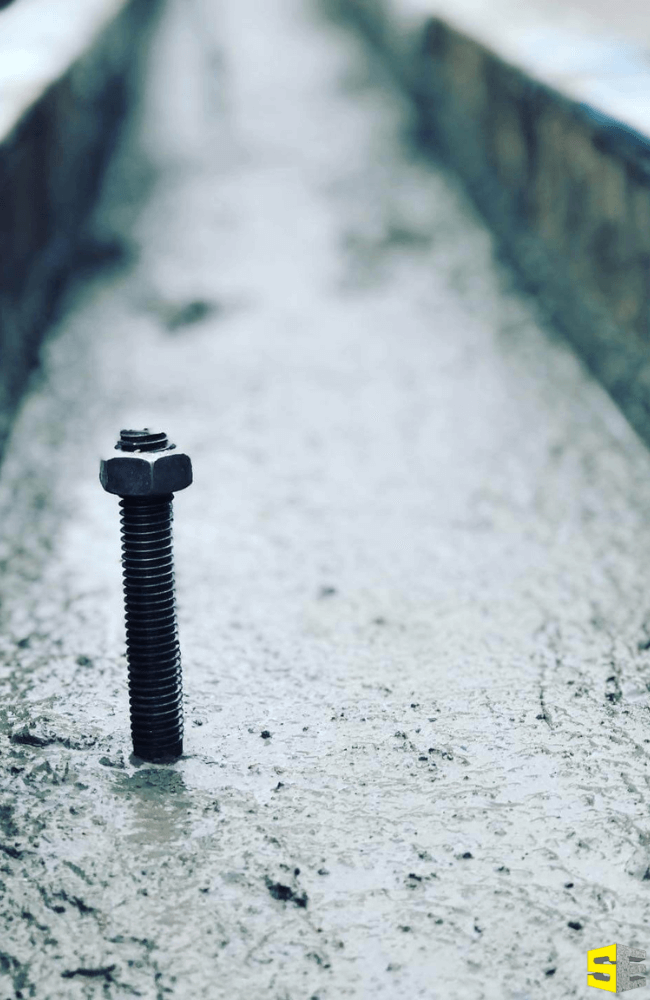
100,429,193,761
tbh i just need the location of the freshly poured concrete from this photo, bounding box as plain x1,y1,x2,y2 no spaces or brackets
1,0,650,997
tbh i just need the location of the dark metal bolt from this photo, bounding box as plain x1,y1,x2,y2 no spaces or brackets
100,429,193,761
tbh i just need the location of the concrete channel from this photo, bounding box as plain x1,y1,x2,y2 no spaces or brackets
1,0,650,997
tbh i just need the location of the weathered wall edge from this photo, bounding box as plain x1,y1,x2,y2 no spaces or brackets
0,0,162,462
339,0,650,448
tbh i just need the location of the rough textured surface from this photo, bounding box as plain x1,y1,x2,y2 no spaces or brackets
338,0,650,451
0,0,161,464
2,0,650,997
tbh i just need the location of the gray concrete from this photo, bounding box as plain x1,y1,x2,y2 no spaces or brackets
1,0,650,997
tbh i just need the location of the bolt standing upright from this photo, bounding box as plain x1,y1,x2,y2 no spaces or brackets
100,429,193,761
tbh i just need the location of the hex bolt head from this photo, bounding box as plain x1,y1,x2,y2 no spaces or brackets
100,428,193,762
100,451,192,496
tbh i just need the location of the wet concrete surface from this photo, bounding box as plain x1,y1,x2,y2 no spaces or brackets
2,0,650,997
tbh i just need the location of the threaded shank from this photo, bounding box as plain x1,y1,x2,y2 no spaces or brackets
120,494,183,760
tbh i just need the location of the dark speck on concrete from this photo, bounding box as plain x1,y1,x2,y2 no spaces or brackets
9,725,96,751
564,882,574,888
266,881,308,908
61,965,116,981
151,298,217,331
545,968,556,976
317,586,337,598
568,921,583,931
261,730,271,739
98,756,125,769
462,852,473,859
267,882,292,901
0,844,23,860
10,728,51,748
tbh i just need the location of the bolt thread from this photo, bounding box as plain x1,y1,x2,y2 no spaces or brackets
120,494,183,760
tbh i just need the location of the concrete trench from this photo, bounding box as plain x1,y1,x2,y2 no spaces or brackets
1,0,650,997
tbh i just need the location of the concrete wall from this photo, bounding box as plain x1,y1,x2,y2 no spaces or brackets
338,0,650,448
0,0,161,459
